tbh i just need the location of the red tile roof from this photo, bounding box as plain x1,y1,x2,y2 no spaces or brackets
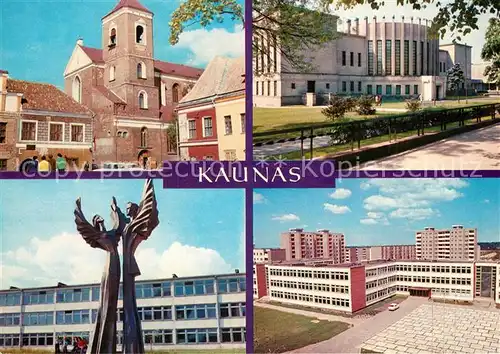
154,60,204,79
78,46,203,79
6,79,92,115
79,45,104,63
104,0,152,18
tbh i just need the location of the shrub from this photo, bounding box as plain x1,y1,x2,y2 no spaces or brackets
322,95,352,121
356,95,376,115
406,98,422,112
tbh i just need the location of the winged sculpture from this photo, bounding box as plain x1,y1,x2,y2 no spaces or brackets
74,196,127,354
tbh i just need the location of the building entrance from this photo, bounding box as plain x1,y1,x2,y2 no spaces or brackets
409,287,431,297
307,81,316,93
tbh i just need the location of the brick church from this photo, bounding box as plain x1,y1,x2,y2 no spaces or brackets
63,0,203,168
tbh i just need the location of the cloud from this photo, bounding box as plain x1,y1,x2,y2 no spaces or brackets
271,214,300,222
176,24,244,65
362,179,468,221
367,212,384,219
329,188,352,199
323,203,351,214
1,233,234,288
483,199,490,204
360,182,371,190
253,192,266,204
360,218,377,225
389,208,437,220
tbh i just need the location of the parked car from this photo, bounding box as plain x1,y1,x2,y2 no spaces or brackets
388,303,400,311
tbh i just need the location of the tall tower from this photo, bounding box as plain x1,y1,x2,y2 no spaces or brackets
101,0,159,118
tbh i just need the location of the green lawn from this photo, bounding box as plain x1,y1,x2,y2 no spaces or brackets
254,306,350,353
253,106,395,133
253,98,500,134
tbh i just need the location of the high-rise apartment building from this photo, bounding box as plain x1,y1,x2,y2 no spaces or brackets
346,245,416,262
280,229,346,263
253,248,286,264
416,225,478,261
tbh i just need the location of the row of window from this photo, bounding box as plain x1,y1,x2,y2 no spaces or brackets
108,24,146,47
0,278,245,307
270,290,351,308
269,280,349,294
341,51,362,67
1,302,245,327
254,80,278,96
363,84,418,96
395,264,472,273
0,327,246,347
187,114,246,140
366,286,398,302
254,34,278,74
19,121,85,142
268,269,349,280
368,40,432,76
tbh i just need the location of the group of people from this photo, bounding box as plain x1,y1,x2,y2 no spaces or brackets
54,337,87,353
28,153,68,173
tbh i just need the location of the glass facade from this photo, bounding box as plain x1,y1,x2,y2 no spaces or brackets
385,40,392,75
404,40,409,75
413,40,417,75
376,40,382,75
395,40,401,76
368,41,374,75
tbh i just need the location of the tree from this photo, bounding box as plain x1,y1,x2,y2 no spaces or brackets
481,18,500,85
166,116,179,155
170,0,340,73
169,0,500,72
356,95,376,115
405,98,422,112
322,95,354,120
446,63,465,101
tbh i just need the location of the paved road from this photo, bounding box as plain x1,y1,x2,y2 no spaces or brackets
359,123,500,170
288,297,428,354
254,301,362,325
254,136,331,158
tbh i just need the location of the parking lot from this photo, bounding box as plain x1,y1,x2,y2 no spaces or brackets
361,303,500,353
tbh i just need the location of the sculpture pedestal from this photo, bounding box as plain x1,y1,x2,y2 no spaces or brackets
306,92,316,107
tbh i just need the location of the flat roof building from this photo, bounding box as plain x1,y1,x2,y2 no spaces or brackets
253,247,286,264
280,229,346,263
0,273,246,351
416,225,478,261
258,259,499,313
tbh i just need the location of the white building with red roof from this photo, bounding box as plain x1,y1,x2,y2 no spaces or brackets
63,0,203,167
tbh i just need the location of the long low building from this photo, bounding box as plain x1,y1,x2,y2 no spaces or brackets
255,260,499,312
0,273,246,351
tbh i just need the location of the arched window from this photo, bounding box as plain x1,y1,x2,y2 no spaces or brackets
172,83,180,103
140,127,148,147
72,76,82,103
109,66,116,81
138,91,148,109
136,25,144,44
110,28,117,45
137,62,146,79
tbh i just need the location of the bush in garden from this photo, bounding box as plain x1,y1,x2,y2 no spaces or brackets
356,95,376,115
322,95,352,121
406,99,422,112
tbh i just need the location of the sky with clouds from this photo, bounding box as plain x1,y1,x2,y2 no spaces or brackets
0,179,245,289
0,0,244,88
254,178,500,248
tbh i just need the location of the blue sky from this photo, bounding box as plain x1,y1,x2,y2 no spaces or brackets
0,0,244,88
254,178,500,248
0,179,245,288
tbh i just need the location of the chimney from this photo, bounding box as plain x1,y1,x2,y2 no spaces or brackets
354,18,359,34
76,38,84,46
347,19,351,34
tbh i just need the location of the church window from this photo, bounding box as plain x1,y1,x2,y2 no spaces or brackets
72,76,82,103
140,127,148,147
137,62,146,79
139,91,148,109
172,83,180,103
136,25,144,44
110,66,116,81
110,28,117,46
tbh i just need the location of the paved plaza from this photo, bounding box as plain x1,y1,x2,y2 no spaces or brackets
361,304,500,354
359,123,500,170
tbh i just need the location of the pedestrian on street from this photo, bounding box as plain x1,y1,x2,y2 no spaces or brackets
56,153,67,173
38,155,50,172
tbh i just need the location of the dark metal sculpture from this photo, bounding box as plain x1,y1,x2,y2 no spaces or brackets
122,179,159,354
74,179,159,354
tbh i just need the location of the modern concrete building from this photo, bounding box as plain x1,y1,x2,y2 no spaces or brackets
254,15,448,107
416,225,478,261
253,248,286,264
0,273,246,351
471,61,500,92
346,244,416,262
258,259,500,313
280,229,346,263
